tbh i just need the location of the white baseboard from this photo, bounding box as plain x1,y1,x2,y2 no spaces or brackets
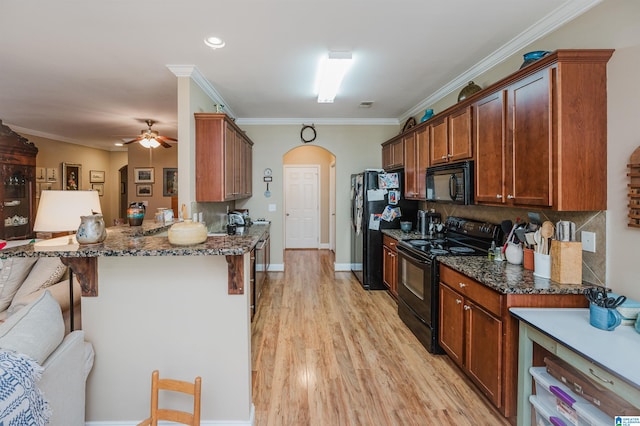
319,243,331,249
334,263,352,271
267,263,284,272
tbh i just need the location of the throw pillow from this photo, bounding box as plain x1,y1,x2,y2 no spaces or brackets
9,258,67,313
0,257,38,311
0,290,64,364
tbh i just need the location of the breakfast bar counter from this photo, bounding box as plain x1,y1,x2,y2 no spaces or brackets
0,221,267,424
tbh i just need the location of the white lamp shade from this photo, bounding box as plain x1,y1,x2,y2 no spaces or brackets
34,190,103,233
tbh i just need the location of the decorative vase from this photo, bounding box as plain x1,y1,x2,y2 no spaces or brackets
76,214,107,245
457,81,482,102
520,50,551,69
420,109,434,122
127,202,146,226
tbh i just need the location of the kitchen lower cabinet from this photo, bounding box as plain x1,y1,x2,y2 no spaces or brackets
438,264,587,422
474,49,613,211
439,270,503,408
195,113,253,202
382,235,398,297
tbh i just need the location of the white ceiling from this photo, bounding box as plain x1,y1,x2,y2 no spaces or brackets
0,0,600,151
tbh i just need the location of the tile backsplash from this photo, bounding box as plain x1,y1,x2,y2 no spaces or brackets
422,202,606,285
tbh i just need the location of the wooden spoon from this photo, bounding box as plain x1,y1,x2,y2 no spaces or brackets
540,221,555,255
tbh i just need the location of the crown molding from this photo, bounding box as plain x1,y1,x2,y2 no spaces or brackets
402,0,603,121
166,64,236,118
235,117,399,126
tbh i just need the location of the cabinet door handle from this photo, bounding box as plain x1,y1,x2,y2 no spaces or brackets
441,155,447,160
589,368,614,385
463,305,471,311
507,194,515,199
447,154,453,158
456,299,462,304
458,282,467,288
496,194,503,199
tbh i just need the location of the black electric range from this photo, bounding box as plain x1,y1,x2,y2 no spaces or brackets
396,216,503,354
397,216,502,261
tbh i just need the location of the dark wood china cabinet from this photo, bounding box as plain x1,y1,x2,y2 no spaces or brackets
0,121,38,240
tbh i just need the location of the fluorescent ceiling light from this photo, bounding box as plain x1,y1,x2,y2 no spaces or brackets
316,51,353,103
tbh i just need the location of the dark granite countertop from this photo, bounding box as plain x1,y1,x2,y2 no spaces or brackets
0,221,269,258
438,256,592,295
382,229,592,295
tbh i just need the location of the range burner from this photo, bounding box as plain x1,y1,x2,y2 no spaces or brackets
409,239,430,246
430,248,449,255
449,246,476,254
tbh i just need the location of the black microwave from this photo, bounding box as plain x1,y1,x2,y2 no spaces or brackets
426,161,474,204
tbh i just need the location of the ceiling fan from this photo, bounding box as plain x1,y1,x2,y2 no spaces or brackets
123,119,177,148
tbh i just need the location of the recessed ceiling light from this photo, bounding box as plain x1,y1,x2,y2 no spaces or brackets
204,36,226,50
316,51,353,103
114,142,124,147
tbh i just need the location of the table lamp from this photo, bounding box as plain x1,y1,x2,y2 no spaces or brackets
33,190,103,242
33,190,103,331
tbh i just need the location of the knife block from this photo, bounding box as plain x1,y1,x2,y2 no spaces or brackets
550,240,582,284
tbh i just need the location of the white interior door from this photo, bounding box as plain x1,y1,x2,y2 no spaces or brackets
329,162,336,252
285,166,319,249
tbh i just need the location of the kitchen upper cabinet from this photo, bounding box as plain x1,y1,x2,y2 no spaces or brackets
0,122,37,241
474,49,613,210
195,113,253,202
382,137,404,170
382,235,398,297
403,127,429,200
430,106,473,166
475,91,507,204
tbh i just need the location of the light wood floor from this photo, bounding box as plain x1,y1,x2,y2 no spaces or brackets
251,250,510,426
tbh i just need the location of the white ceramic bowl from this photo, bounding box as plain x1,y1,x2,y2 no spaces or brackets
168,220,207,246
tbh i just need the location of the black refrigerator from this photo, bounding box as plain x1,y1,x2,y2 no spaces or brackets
350,170,418,290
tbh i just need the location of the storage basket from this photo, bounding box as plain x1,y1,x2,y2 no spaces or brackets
530,367,612,425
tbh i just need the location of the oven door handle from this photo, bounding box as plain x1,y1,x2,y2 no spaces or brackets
397,246,432,265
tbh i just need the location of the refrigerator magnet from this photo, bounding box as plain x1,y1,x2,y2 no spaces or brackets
388,190,400,205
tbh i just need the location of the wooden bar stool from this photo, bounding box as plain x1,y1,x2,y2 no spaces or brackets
137,370,202,426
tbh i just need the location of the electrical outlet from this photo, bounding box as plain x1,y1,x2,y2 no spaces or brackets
582,231,596,253
268,203,276,212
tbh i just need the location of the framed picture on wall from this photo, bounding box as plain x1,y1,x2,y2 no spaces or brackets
92,183,104,196
46,168,57,182
35,167,46,182
163,168,178,197
90,170,105,183
134,167,154,183
136,184,153,197
62,162,81,190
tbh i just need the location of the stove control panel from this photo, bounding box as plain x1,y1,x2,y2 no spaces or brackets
445,216,502,241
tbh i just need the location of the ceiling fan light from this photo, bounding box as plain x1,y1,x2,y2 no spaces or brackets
139,138,160,149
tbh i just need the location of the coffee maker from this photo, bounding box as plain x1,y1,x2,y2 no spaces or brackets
417,210,442,236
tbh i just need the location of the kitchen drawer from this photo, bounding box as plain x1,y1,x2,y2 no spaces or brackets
383,235,398,250
440,265,502,316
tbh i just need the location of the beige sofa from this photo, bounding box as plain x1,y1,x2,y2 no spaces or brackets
0,255,81,332
0,289,94,425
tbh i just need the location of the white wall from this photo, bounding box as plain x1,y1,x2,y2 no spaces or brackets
235,125,398,269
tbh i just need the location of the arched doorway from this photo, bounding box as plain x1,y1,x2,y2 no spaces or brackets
283,146,336,250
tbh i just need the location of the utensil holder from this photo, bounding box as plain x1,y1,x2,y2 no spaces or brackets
523,248,534,270
550,240,582,284
533,252,551,279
